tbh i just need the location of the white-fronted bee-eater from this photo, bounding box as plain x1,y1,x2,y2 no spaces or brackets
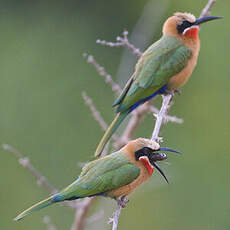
95,12,221,157
14,138,180,221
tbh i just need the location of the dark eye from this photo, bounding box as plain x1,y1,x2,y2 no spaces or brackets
134,147,153,160
177,20,193,34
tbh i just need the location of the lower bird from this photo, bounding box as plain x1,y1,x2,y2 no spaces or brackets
14,138,180,221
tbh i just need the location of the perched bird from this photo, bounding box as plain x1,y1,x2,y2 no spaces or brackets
95,12,221,157
14,138,180,221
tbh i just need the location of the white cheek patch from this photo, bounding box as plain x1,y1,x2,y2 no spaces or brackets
139,156,154,169
182,25,199,35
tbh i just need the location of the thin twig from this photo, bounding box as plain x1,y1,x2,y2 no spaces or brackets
86,210,104,225
82,91,119,143
108,196,128,230
83,54,122,95
43,216,57,230
3,144,76,209
114,101,152,149
200,0,216,17
151,94,173,142
71,198,96,230
109,204,122,230
97,31,142,57
3,144,58,194
114,99,183,149
116,0,169,85
149,105,183,124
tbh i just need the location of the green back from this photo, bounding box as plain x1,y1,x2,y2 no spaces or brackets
115,35,192,113
59,151,140,199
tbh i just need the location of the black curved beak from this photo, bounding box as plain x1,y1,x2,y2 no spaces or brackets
152,162,169,184
159,147,182,155
194,16,222,25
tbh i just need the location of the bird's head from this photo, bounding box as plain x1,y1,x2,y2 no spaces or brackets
126,138,181,183
163,12,221,40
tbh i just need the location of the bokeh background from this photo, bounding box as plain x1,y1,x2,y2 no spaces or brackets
1,0,229,229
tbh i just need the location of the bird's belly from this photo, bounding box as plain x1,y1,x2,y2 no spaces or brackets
106,166,151,198
167,55,198,90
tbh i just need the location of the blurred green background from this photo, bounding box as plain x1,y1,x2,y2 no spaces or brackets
1,0,229,229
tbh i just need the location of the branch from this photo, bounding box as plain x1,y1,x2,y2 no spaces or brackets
84,54,122,95
200,0,216,17
43,216,57,230
108,196,128,230
86,210,104,225
3,144,58,194
71,197,96,230
151,94,173,142
97,31,142,57
114,101,152,149
3,144,76,210
82,91,119,143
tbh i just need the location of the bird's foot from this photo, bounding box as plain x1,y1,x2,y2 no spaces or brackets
174,88,182,95
163,89,175,96
116,196,129,208
164,88,181,96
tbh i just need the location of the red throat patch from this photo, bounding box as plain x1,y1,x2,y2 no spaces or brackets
183,27,199,39
139,156,154,175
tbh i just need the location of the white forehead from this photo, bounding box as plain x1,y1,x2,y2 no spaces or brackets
174,12,196,23
138,138,160,150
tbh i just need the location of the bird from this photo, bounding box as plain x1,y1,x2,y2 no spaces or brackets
14,138,181,221
95,12,221,157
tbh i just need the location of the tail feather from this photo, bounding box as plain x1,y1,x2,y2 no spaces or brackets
14,194,59,221
95,111,128,157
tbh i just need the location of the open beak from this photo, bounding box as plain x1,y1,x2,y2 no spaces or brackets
194,16,222,25
159,147,182,155
152,162,169,184
150,147,182,183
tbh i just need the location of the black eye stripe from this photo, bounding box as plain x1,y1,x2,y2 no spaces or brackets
177,20,193,34
134,147,153,160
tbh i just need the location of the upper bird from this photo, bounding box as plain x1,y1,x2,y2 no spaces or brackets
14,138,180,221
95,12,221,157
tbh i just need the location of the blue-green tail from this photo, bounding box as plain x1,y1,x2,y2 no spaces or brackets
14,194,62,221
95,111,129,157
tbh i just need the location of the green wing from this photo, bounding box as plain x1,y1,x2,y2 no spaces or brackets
59,152,140,199
115,36,192,113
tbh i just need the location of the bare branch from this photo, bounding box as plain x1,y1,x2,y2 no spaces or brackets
151,94,173,142
114,101,152,149
83,54,122,95
108,196,128,230
3,144,58,194
43,216,57,230
71,198,96,230
116,1,169,84
3,144,76,210
82,91,108,131
148,105,183,124
97,31,142,57
114,99,183,150
86,210,104,225
200,0,216,17
82,92,119,143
